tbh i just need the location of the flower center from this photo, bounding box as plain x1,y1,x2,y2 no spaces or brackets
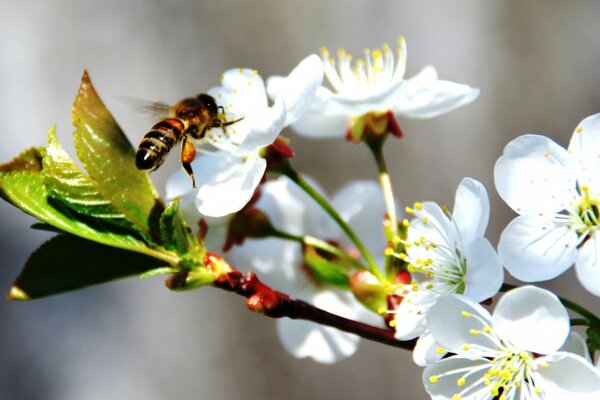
569,185,600,241
393,202,467,294
320,36,407,99
428,312,545,399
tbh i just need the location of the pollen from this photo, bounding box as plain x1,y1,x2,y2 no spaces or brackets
320,47,330,56
239,68,244,73
457,377,466,387
452,394,461,400
389,319,397,328
462,344,471,351
252,70,258,76
469,329,479,336
429,375,439,384
384,247,394,256
414,202,423,210
422,217,429,225
392,235,402,244
405,206,414,214
577,126,584,133
543,151,550,157
461,310,472,318
377,306,387,315
402,219,410,227
436,346,445,355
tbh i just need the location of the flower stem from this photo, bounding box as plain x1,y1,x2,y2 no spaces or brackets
279,162,384,281
213,268,414,350
367,139,399,239
270,229,368,271
501,284,600,325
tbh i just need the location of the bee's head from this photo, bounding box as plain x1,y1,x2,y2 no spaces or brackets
197,93,218,116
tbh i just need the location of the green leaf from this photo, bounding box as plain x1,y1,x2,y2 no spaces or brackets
0,171,168,259
587,327,600,352
159,198,203,258
304,246,350,290
71,71,163,235
42,126,139,234
0,147,44,202
8,234,166,300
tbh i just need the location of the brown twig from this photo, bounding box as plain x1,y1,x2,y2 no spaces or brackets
213,268,415,351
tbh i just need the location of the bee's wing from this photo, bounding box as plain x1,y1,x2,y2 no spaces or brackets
119,96,172,118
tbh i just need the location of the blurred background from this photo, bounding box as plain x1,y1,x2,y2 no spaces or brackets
1,1,600,398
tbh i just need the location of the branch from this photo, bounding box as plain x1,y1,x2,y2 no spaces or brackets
213,268,415,351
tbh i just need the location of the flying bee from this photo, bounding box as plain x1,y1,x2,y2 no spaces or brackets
135,93,242,187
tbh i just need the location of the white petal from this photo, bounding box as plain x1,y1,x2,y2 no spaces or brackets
391,66,479,119
494,134,576,215
498,214,578,282
331,180,387,255
426,294,496,356
275,318,359,364
266,54,324,126
535,352,600,395
290,107,350,138
165,170,199,204
235,95,286,156
413,331,445,367
218,68,268,113
423,356,491,400
567,114,600,193
575,234,600,296
462,237,503,302
452,178,489,246
226,238,302,295
493,286,569,354
560,332,592,362
194,153,266,217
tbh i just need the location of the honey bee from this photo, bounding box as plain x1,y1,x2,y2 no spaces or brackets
135,93,241,187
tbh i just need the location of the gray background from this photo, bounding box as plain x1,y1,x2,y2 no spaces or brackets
1,1,600,399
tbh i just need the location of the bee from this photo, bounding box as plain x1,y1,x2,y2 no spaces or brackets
135,93,241,187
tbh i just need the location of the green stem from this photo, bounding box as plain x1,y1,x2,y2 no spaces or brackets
368,141,399,239
279,163,384,281
271,229,368,271
570,318,591,327
501,284,600,325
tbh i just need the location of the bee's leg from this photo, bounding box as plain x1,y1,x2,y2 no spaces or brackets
180,135,197,188
202,117,244,137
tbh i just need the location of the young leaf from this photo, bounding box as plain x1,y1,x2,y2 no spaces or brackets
71,71,163,235
159,198,202,257
1,171,168,259
0,147,44,202
8,234,166,300
43,126,139,233
304,246,350,290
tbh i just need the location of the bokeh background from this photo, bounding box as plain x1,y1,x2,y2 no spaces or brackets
2,1,600,399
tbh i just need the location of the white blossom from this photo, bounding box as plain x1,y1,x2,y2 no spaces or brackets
495,114,600,295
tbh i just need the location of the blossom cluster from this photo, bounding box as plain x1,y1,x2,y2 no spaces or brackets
165,37,600,399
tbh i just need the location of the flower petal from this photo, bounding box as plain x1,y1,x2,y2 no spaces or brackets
235,95,286,156
289,106,350,139
534,352,600,395
426,294,496,355
193,153,266,217
560,332,592,362
493,286,569,354
275,290,362,364
567,113,600,193
575,234,600,296
331,180,388,255
390,66,480,119
423,356,491,400
494,134,576,215
452,178,489,246
413,331,446,367
462,237,503,302
498,214,578,282
219,68,268,112
276,318,359,364
266,54,324,126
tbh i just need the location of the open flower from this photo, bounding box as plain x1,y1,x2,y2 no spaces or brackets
267,36,479,141
166,55,323,217
423,286,600,399
225,176,386,363
392,178,503,349
495,114,600,295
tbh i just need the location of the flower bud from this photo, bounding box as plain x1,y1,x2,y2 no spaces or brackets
346,110,403,144
223,207,277,251
349,270,387,314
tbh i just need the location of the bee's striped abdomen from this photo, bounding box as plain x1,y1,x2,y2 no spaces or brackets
136,118,185,170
